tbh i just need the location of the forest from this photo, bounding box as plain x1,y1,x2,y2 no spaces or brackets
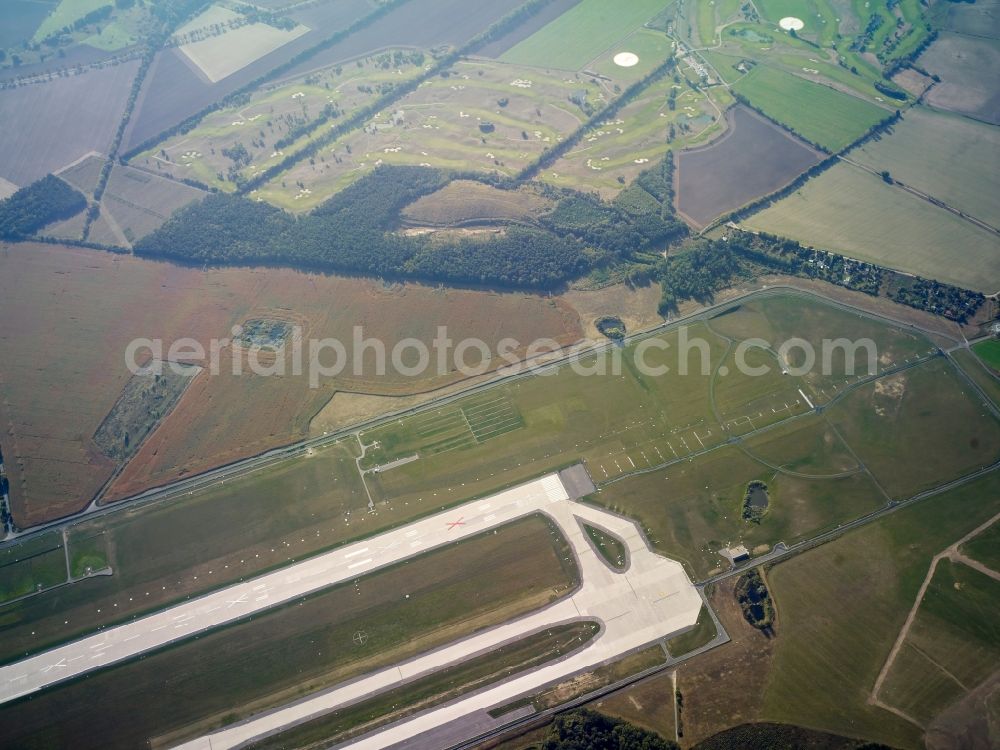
0,175,87,240
135,165,680,288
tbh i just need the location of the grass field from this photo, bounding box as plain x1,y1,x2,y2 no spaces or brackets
666,603,717,656
827,357,1000,499
761,470,1000,748
732,65,889,152
951,350,1000,414
744,161,1000,293
0,243,582,525
254,622,599,750
961,519,1000,572
849,106,1000,229
257,59,605,210
0,516,578,750
0,531,66,604
879,560,1000,724
973,339,1000,372
32,0,109,42
400,180,553,227
499,0,667,71
583,523,627,570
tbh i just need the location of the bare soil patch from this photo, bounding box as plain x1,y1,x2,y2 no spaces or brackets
675,105,822,229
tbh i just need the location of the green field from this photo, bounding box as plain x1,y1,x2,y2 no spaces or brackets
744,161,1000,293
0,516,579,750
666,603,717,656
33,0,109,42
732,65,889,152
850,106,1000,229
973,339,1000,371
827,357,1000,499
952,349,1000,411
500,0,667,70
0,531,66,604
762,470,1000,748
961,519,1000,572
879,560,1000,723
0,440,368,663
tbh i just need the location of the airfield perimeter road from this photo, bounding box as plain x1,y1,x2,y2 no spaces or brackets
0,284,967,549
0,470,704,749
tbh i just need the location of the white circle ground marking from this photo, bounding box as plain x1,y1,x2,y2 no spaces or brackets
779,16,804,31
613,52,639,67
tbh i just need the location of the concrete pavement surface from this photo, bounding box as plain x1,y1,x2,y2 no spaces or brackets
170,467,702,750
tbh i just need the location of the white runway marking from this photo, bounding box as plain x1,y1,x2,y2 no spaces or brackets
347,558,373,569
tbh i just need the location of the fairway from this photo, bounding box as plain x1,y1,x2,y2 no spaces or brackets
500,0,666,70
732,65,888,152
744,161,1000,293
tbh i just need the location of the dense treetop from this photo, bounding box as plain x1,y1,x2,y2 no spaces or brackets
0,175,87,241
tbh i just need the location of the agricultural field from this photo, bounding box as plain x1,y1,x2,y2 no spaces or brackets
879,560,1000,725
55,152,106,196
56,158,207,244
744,161,1000,293
133,50,429,193
174,4,310,84
541,63,731,195
933,0,1000,40
99,164,207,243
499,0,667,71
675,105,821,228
276,0,527,82
256,59,605,210
849,106,1000,229
761,470,1000,748
0,242,583,525
0,515,578,749
122,0,373,152
0,59,139,186
477,0,583,58
732,65,890,152
919,32,1000,126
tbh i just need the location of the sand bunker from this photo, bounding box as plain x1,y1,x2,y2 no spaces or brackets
613,52,640,67
779,17,805,31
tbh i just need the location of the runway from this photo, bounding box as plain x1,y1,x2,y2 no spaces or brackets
171,467,702,749
0,466,702,749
